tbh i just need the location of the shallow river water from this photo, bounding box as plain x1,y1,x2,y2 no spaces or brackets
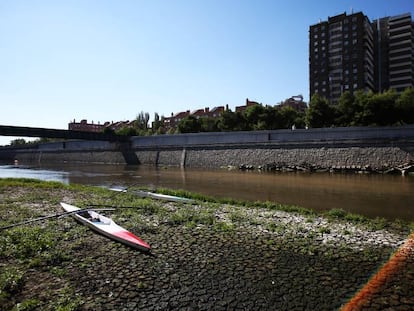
1,163,413,221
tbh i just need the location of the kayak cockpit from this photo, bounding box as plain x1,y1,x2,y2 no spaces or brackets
77,210,111,225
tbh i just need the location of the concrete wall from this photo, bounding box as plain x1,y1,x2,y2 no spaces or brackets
1,126,414,170
131,125,414,147
131,126,414,170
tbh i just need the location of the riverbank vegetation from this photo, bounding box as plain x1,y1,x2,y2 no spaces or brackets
1,178,413,310
148,88,414,134
4,88,413,147
174,88,414,133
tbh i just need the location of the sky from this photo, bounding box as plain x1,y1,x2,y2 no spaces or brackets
1,0,413,145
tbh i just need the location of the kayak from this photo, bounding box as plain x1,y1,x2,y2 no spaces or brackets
60,202,150,252
110,187,195,204
133,190,195,203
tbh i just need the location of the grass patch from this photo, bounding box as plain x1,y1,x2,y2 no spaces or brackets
0,266,24,296
318,227,331,234
167,208,216,227
54,286,84,311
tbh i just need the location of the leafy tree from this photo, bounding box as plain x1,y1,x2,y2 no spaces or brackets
305,94,335,128
244,104,265,129
116,127,138,136
262,106,283,130
396,87,414,124
352,90,371,126
103,127,115,135
335,91,355,126
279,106,305,129
217,110,249,131
152,112,168,134
10,139,27,146
365,89,398,126
200,117,220,132
136,111,150,130
177,115,202,133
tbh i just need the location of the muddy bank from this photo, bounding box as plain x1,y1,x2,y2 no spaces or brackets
1,183,413,310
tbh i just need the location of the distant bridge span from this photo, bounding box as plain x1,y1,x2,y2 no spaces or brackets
0,125,129,142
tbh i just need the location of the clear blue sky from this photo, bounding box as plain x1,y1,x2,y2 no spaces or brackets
1,0,413,145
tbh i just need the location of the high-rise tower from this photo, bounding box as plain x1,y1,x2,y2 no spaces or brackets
310,12,414,103
309,12,375,104
374,13,414,92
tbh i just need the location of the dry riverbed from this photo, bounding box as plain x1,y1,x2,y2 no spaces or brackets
0,179,413,310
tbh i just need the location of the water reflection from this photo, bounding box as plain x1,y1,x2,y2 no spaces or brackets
0,165,70,184
0,163,413,221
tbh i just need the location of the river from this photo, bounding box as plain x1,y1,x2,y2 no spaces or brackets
1,163,413,221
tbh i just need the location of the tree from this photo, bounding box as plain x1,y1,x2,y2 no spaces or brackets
261,106,283,130
152,112,164,133
305,94,335,128
365,89,398,126
217,110,249,131
244,104,265,130
10,138,27,146
136,111,150,130
103,127,115,135
335,91,355,126
200,117,220,132
396,87,414,124
116,127,138,136
352,90,371,126
177,115,202,133
279,106,305,129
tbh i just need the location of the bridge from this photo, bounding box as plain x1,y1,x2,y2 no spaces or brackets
0,125,129,142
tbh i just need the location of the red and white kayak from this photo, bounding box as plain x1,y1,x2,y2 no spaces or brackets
60,202,150,252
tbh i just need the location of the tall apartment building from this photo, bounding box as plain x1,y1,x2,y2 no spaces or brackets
374,13,414,92
309,11,414,104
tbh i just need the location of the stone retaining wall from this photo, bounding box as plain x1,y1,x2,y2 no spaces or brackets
1,126,414,170
134,145,413,171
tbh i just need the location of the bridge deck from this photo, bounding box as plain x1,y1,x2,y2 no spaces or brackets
0,125,128,142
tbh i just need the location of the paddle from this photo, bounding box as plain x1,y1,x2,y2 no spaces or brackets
0,207,115,231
